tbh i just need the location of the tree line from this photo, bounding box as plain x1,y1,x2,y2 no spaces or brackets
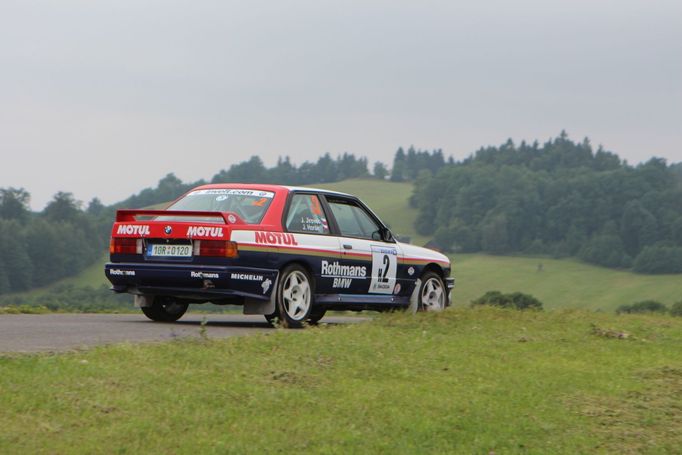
0,189,110,294
409,132,682,274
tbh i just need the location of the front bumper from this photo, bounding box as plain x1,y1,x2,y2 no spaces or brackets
105,262,278,301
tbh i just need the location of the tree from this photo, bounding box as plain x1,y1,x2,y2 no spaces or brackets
0,187,30,221
43,192,81,222
86,197,105,216
373,162,388,180
633,246,682,274
390,147,406,181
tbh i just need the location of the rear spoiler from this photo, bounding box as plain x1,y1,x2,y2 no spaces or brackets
115,209,238,224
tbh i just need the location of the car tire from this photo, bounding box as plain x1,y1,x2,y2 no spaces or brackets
307,307,327,325
417,271,446,312
276,264,314,328
141,296,189,322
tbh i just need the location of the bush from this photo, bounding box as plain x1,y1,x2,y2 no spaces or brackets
633,246,682,274
616,300,668,315
670,301,682,317
471,291,543,310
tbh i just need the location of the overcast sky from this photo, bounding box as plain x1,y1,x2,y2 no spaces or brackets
1,0,681,210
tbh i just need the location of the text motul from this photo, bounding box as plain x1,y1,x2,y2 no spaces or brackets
187,226,224,238
116,225,150,236
255,231,298,245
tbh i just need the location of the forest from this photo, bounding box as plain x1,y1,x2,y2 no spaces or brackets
0,190,110,293
408,133,682,273
1,132,681,294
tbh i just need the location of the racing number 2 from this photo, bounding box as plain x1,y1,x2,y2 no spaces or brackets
378,254,390,283
369,246,397,294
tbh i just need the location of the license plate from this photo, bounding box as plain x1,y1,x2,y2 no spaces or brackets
147,244,192,257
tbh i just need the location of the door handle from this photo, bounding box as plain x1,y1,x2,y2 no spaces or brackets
343,244,353,250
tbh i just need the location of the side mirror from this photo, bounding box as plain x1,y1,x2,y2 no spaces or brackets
380,227,394,242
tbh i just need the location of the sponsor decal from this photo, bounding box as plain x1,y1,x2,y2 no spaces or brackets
187,226,224,238
109,269,135,276
191,271,219,279
407,266,415,276
216,195,228,201
321,260,367,278
332,278,353,288
227,214,237,224
116,224,150,236
262,278,272,294
255,231,298,246
231,273,263,281
188,189,274,198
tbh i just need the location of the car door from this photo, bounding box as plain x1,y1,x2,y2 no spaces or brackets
283,192,341,294
323,195,403,295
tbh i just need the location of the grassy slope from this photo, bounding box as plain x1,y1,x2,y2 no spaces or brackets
452,254,682,312
1,308,680,454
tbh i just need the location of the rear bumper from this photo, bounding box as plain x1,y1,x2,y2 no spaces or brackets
105,262,278,302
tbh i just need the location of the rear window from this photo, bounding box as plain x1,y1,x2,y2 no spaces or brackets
161,189,275,224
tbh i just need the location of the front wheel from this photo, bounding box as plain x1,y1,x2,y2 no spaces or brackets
141,296,189,322
307,307,327,325
276,264,314,328
417,272,446,312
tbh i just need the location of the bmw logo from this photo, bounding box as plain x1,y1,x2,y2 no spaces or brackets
164,226,172,235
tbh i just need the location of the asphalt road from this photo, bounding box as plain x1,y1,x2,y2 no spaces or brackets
0,313,363,354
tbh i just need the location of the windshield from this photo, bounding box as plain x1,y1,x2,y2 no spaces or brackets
161,189,275,224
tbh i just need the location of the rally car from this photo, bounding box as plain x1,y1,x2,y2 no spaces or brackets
105,184,454,327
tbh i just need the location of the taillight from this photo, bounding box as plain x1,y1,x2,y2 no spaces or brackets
194,240,238,258
110,238,143,255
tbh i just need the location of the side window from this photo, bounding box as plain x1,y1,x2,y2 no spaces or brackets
327,198,381,240
285,194,330,234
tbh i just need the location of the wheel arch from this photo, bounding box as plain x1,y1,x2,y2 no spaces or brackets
278,258,316,291
422,262,445,279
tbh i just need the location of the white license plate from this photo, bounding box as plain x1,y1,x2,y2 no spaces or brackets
147,244,192,257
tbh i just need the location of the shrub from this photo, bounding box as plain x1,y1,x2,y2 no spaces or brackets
670,301,682,317
616,300,668,315
471,291,543,310
633,246,682,274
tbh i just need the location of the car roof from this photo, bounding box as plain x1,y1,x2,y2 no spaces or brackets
190,183,352,198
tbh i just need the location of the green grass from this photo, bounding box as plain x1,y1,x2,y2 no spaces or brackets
452,254,682,313
1,308,680,453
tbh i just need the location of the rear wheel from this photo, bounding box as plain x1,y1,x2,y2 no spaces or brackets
276,264,313,328
264,312,279,327
418,272,446,312
141,296,189,322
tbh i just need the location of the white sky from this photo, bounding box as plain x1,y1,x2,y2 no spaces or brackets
1,0,681,210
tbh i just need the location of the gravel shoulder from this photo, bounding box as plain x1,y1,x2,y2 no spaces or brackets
0,313,362,354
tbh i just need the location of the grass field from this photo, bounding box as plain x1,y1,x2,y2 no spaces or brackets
451,254,682,312
1,308,680,453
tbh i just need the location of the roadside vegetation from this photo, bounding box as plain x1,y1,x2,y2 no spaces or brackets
1,308,680,453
